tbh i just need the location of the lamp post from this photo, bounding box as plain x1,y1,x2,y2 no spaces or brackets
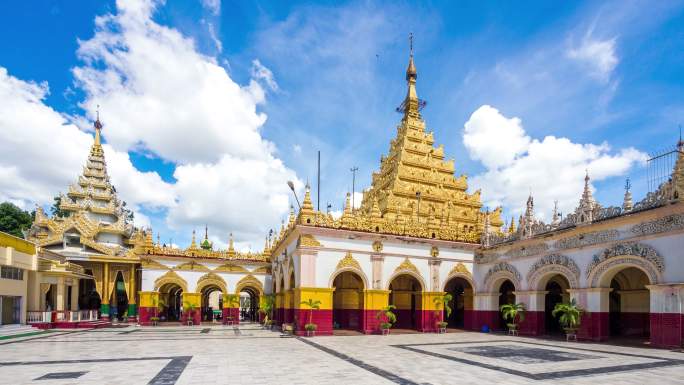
350,167,359,211
287,181,301,210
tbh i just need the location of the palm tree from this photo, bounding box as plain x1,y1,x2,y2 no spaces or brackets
300,298,322,328
433,293,453,328
259,295,275,326
183,300,197,325
500,302,526,331
552,299,583,332
375,305,397,331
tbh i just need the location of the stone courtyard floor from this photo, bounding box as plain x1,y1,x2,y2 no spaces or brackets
1,323,683,384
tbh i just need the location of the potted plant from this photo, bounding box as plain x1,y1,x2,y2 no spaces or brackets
183,301,197,326
300,298,321,337
376,305,397,335
500,302,526,335
433,293,453,334
552,299,583,341
149,296,165,326
259,295,275,330
224,294,240,326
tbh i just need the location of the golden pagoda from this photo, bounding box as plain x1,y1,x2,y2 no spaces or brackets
27,115,137,258
359,37,503,235
271,38,503,246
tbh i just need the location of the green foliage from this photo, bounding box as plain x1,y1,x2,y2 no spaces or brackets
433,293,453,320
500,302,526,326
259,294,275,324
376,305,397,329
183,301,197,312
552,299,583,330
300,298,322,326
225,294,240,308
50,196,70,218
0,202,33,238
305,323,317,332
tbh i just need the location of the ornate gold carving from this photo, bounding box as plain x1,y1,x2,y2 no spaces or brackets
372,240,383,253
214,263,248,273
394,257,419,275
447,262,471,277
196,272,227,293
336,252,362,271
252,266,270,274
154,270,188,292
430,246,439,257
235,274,264,294
298,234,322,247
140,258,169,270
174,261,210,272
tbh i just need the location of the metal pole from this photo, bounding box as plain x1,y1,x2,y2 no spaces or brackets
350,166,359,210
317,151,321,212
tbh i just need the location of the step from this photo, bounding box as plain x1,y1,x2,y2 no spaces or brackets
0,325,38,337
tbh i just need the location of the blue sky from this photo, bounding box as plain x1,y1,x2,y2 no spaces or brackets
0,0,682,249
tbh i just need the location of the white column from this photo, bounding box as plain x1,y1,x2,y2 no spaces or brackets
56,277,66,312
70,280,80,311
512,291,547,312
371,254,384,289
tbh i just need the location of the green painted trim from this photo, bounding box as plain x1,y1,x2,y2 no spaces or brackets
0,330,47,340
127,304,138,316
100,303,110,314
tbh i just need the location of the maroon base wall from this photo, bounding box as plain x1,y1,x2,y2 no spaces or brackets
222,308,240,324
463,310,474,330
473,310,500,332
419,310,441,333
363,310,383,334
650,313,684,348
181,309,201,325
615,312,650,337
519,311,544,336
139,307,155,326
294,309,333,336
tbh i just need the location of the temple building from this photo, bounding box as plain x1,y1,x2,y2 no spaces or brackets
472,147,684,348
5,39,682,349
266,46,502,336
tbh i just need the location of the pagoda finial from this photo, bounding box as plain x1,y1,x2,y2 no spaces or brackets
228,232,235,253
190,229,197,248
90,105,105,157
406,32,417,82
623,178,633,211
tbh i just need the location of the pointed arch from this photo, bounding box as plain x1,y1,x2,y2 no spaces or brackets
196,272,227,293
154,270,188,292
235,274,264,295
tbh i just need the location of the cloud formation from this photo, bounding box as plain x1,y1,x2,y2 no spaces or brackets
464,105,647,220
567,34,618,82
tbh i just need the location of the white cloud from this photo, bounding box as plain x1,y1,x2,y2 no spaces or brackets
251,59,279,92
71,0,300,246
293,144,302,154
0,67,173,230
201,0,221,15
567,34,618,81
73,0,269,164
464,105,647,220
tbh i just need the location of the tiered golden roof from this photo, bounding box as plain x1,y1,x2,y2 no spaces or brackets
27,117,136,257
268,41,503,255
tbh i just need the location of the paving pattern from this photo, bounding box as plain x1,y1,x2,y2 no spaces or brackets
0,323,683,384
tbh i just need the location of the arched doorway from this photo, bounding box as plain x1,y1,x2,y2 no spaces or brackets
607,267,650,339
498,280,515,331
200,285,223,322
79,271,101,311
389,274,423,330
332,271,364,331
239,287,260,322
288,270,296,324
159,283,183,322
443,277,473,329
543,275,570,335
110,271,129,321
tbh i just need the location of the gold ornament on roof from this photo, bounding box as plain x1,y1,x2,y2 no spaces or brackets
448,262,472,278
372,240,383,253
394,257,419,275
298,234,322,247
336,252,362,271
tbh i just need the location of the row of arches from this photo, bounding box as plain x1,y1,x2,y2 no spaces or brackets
494,265,651,339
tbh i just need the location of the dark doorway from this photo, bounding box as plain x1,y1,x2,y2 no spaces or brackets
498,280,515,331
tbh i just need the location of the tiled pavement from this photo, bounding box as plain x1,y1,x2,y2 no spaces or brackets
1,323,683,384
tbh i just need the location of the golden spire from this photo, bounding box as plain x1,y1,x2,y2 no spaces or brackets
90,106,105,157
228,232,235,254
190,229,197,248
343,192,352,215
288,205,296,226
404,32,419,114
406,32,417,82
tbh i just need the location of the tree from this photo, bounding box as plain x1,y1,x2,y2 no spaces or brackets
0,202,33,237
51,195,70,218
500,302,526,331
225,294,240,322
433,293,453,327
300,298,321,328
375,305,397,330
259,295,275,325
552,299,583,331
